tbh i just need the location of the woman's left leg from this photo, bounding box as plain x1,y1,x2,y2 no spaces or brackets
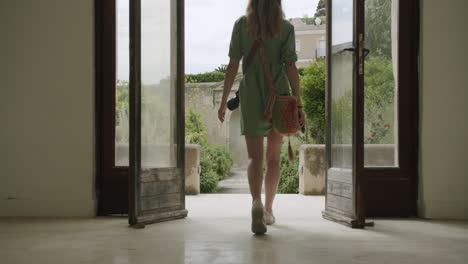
264,128,283,213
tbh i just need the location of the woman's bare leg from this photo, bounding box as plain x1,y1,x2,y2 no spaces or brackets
264,128,283,213
244,135,265,201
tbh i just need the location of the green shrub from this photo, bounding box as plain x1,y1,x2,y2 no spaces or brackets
214,65,227,73
298,55,395,145
115,80,129,126
332,89,354,144
199,147,216,193
184,107,233,193
185,109,207,145
199,164,219,193
299,60,326,144
198,143,234,193
185,71,225,83
277,145,300,194
201,144,233,180
364,55,395,144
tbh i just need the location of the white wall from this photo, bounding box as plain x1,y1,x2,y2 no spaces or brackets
419,0,468,219
0,0,95,216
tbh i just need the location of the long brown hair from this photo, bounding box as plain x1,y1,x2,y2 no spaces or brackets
246,0,285,39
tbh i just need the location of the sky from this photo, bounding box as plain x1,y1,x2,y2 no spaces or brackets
117,0,320,83
185,0,319,74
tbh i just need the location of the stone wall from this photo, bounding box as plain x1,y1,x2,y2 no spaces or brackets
185,81,250,169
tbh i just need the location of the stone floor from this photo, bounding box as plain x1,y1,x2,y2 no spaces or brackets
1,194,467,264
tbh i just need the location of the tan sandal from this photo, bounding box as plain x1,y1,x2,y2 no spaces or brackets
263,210,276,225
251,199,267,235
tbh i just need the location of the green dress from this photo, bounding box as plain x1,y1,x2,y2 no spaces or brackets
228,16,298,136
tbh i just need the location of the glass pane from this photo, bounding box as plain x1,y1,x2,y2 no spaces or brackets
115,0,130,167
332,0,353,45
364,0,399,167
331,0,354,169
331,52,354,169
141,0,177,168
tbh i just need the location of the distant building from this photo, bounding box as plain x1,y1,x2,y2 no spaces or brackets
290,18,326,68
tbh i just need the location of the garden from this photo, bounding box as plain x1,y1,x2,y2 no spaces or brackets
114,0,396,193
114,52,395,194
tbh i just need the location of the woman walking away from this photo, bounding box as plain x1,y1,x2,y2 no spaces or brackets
217,0,305,235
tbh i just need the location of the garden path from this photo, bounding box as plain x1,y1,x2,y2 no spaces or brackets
217,168,265,194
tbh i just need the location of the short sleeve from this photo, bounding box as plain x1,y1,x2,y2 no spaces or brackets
280,25,298,63
228,19,242,59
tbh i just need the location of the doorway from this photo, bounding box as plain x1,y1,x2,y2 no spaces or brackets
95,0,419,227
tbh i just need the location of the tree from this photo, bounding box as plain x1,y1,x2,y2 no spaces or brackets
314,0,326,18
365,0,392,58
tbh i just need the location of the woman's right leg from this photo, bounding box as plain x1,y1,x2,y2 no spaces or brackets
245,134,267,234
264,128,283,214
244,135,264,201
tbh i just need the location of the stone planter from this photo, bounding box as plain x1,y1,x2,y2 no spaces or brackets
185,144,201,195
298,144,397,195
299,144,326,195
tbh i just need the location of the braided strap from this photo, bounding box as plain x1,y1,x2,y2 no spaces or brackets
256,38,281,122
263,93,277,121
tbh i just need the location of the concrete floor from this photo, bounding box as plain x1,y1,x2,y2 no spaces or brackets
0,194,467,264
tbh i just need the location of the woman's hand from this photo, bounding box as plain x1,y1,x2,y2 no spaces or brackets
218,101,227,123
298,108,305,128
218,58,239,123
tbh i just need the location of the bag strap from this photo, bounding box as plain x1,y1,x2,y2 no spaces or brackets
245,38,297,160
244,39,261,68
257,38,280,121
244,38,277,94
256,38,278,97
243,38,279,121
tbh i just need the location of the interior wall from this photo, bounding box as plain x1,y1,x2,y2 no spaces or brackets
0,0,95,216
419,0,468,219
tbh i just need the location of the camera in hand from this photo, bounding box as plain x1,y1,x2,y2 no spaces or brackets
227,90,240,111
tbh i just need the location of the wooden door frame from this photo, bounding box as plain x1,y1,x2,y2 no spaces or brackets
362,0,420,217
95,0,187,217
324,0,420,222
128,0,187,226
323,0,365,228
95,0,129,215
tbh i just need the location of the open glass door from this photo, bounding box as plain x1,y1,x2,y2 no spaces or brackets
128,0,187,226
322,0,366,228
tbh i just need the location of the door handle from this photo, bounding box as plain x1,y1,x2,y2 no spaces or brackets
337,47,369,57
338,47,356,54
363,48,370,58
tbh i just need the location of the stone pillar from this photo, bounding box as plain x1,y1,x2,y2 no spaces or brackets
299,144,326,195
185,144,201,195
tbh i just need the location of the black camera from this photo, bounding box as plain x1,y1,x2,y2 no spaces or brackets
227,90,240,111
